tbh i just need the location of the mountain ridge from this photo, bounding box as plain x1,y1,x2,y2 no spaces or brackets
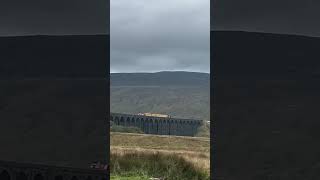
111,71,210,87
110,71,210,121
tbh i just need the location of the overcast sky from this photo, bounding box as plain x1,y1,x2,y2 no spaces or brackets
2,0,318,72
212,0,320,37
110,0,210,73
0,0,109,36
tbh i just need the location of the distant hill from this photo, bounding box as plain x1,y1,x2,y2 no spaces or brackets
111,71,209,86
110,71,210,121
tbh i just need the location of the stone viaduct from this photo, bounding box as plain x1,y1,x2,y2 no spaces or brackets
110,113,203,136
0,160,107,180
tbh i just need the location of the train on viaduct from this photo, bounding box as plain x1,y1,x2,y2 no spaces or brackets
0,160,107,180
110,113,203,136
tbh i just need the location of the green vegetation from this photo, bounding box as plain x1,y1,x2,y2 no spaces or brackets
111,86,210,122
110,72,210,122
111,150,209,180
195,122,210,137
110,72,210,179
111,132,210,180
111,132,210,153
111,174,150,180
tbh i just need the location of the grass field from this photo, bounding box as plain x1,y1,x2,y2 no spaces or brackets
110,132,210,180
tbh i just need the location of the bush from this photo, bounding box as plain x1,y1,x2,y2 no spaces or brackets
195,121,210,137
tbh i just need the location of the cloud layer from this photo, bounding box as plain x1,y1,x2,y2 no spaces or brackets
111,0,210,73
0,0,109,36
212,0,320,37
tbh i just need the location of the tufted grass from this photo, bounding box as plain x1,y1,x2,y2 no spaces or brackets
110,132,210,180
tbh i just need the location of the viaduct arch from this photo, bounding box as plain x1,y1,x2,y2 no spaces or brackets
110,113,202,136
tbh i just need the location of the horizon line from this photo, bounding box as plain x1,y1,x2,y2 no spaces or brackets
110,70,210,74
211,29,320,38
0,33,109,37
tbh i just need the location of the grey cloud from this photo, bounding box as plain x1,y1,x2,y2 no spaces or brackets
0,0,109,36
212,0,320,37
111,0,210,73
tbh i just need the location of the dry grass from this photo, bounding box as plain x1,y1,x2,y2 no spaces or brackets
110,132,210,179
111,147,210,174
111,132,210,152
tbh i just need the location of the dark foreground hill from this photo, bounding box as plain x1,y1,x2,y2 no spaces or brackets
213,31,320,179
0,35,108,78
0,80,107,168
0,35,108,168
110,72,210,121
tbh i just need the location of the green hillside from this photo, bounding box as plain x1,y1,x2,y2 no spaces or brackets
110,71,210,121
